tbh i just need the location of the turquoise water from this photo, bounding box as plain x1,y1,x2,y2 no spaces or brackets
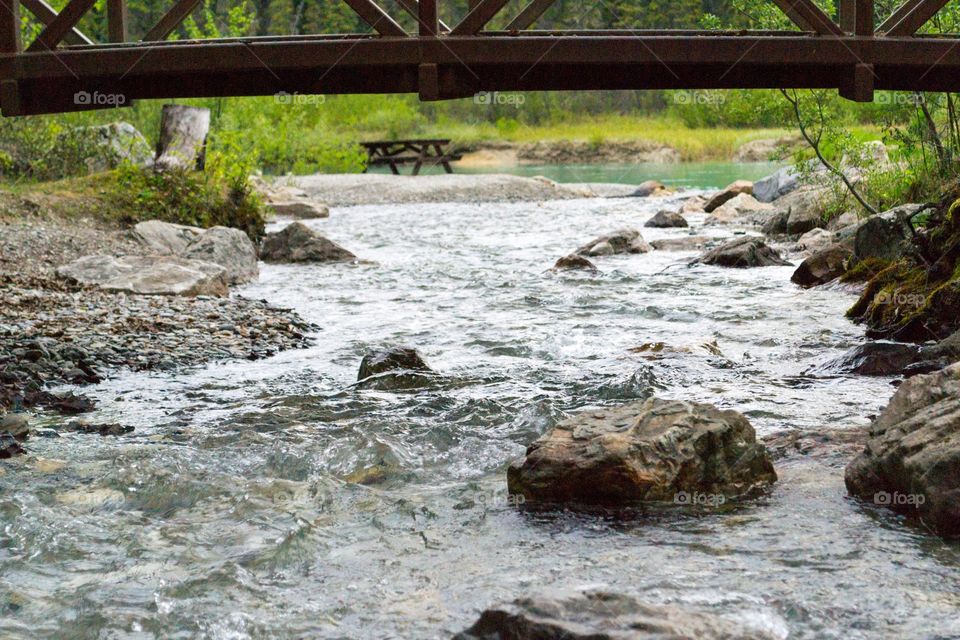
368,161,784,190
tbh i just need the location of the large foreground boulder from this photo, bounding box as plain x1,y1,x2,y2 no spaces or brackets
791,242,852,288
260,222,356,263
454,592,780,640
56,255,228,297
180,226,259,285
131,221,259,284
695,237,791,268
576,228,650,257
845,363,960,537
703,180,753,212
507,398,776,507
853,204,925,264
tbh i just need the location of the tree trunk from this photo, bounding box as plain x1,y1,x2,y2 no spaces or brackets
154,104,210,172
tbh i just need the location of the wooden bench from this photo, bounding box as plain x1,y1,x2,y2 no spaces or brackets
362,139,462,175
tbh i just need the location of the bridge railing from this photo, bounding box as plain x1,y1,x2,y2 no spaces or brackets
0,0,957,115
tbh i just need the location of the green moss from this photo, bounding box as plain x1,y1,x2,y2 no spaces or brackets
841,257,891,284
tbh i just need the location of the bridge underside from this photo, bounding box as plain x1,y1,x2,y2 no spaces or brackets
2,0,960,115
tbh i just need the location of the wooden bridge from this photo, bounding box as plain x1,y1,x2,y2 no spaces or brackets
0,0,959,115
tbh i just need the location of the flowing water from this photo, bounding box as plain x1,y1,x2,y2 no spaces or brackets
2,176,960,639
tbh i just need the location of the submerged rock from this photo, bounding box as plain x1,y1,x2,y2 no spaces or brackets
63,421,134,436
0,413,29,439
551,254,598,272
650,236,710,251
56,255,228,297
0,431,25,458
703,180,753,212
644,210,688,228
813,342,923,376
845,362,960,537
454,592,780,640
791,243,852,288
576,229,650,257
357,347,436,390
695,237,791,268
260,222,356,263
507,398,776,508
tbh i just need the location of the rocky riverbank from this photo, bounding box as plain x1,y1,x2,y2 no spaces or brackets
0,209,314,418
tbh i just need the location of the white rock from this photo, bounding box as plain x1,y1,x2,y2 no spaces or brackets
56,255,228,297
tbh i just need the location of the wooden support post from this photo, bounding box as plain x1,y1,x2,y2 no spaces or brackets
0,80,21,117
107,0,128,42
854,0,873,35
840,63,874,102
418,0,438,36
418,62,439,101
396,0,450,32
155,104,211,171
0,0,20,53
26,0,96,52
840,0,855,32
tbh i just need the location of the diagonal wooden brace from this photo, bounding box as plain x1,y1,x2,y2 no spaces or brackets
883,0,950,36
26,0,96,52
21,0,93,46
396,0,450,32
450,0,512,35
143,0,203,40
505,0,556,31
769,0,844,36
341,0,407,36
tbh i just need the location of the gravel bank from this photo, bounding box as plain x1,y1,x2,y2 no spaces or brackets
289,173,595,206
0,212,314,414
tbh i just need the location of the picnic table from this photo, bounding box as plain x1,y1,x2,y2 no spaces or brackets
361,139,462,175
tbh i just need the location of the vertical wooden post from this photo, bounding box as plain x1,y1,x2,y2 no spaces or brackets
107,0,128,42
0,0,21,53
855,0,873,35
840,0,855,32
419,0,437,35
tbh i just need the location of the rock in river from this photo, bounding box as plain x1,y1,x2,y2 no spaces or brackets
56,255,229,297
576,228,650,257
181,226,259,285
0,432,24,458
507,398,777,508
358,347,436,390
551,254,598,272
644,210,688,228
791,242,852,288
812,341,923,376
845,362,960,537
454,591,780,640
268,201,330,219
703,179,753,213
0,413,29,439
260,222,356,263
695,237,791,268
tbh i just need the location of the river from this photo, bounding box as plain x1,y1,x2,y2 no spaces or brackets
2,165,959,639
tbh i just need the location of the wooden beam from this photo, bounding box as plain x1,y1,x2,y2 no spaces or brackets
143,0,203,41
840,0,855,32
21,0,93,45
505,0,556,31
840,62,874,101
855,0,873,35
396,0,449,32
450,0,512,35
25,0,96,52
768,0,844,36
418,0,437,36
0,0,21,53
877,0,924,32
885,0,950,36
107,0,127,42
341,0,407,36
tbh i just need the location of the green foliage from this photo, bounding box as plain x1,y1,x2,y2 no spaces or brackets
107,157,266,240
